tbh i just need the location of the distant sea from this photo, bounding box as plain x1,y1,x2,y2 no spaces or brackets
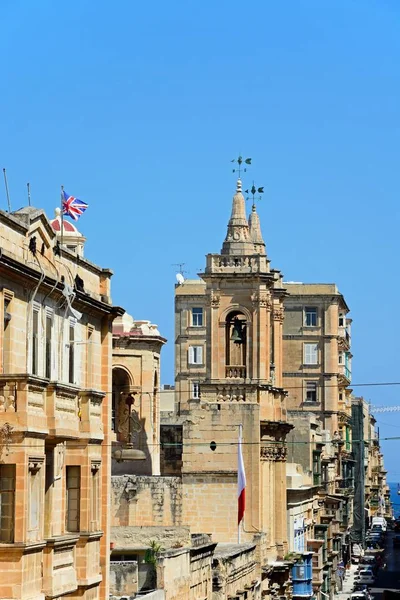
388,482,400,518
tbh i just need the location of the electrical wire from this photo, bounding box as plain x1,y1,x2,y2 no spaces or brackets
3,436,400,449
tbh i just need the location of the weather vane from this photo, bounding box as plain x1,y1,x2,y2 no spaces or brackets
245,182,264,207
231,155,252,178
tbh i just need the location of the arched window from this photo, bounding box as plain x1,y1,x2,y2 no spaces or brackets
225,311,247,378
112,367,135,442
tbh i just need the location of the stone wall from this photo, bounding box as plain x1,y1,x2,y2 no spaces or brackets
110,561,138,596
212,543,259,600
111,475,182,527
157,548,191,599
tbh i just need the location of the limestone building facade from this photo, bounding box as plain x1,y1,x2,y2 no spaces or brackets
0,207,122,600
111,313,166,476
282,284,354,599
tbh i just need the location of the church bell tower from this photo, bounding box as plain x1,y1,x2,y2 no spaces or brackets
175,166,292,560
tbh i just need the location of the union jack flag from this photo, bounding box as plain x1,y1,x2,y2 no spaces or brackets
62,190,88,221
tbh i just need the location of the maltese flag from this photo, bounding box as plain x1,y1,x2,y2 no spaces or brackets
238,428,246,525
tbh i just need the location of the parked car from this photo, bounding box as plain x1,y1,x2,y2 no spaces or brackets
351,593,370,600
355,571,376,586
353,584,370,593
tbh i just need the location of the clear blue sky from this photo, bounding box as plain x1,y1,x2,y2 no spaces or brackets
1,1,400,477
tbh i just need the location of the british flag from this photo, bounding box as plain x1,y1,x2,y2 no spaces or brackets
62,190,88,221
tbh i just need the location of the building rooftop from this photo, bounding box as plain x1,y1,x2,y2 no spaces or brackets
213,542,256,559
175,279,206,295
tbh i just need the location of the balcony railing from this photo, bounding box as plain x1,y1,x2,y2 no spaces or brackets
335,478,354,490
225,365,246,379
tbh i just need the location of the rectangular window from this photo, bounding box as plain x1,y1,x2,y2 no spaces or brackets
68,321,75,384
305,307,317,327
29,465,41,534
45,313,52,379
305,381,317,402
304,343,318,365
188,346,203,365
313,451,321,486
338,313,345,327
3,296,12,373
338,352,344,365
192,382,200,399
87,325,94,388
0,464,15,542
32,308,39,375
191,307,203,327
90,463,100,530
66,466,80,532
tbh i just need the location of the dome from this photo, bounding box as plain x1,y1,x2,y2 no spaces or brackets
50,207,81,235
50,207,86,257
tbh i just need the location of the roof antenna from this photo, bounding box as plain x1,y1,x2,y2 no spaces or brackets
27,182,31,207
3,168,11,212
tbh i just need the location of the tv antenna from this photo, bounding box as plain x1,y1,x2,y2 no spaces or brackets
27,182,31,207
172,262,187,275
2,168,11,212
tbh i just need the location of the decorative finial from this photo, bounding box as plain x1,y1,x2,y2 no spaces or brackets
245,183,264,210
231,155,252,179
236,179,242,193
55,207,61,217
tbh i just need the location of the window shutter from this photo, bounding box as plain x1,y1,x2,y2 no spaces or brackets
197,346,203,364
188,347,194,364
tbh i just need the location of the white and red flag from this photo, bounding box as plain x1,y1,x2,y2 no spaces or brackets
238,427,246,525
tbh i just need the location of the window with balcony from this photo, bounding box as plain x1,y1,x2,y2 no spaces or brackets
304,307,317,327
188,346,203,365
305,381,318,402
192,381,200,399
66,466,80,532
0,464,15,542
304,343,318,365
191,307,203,327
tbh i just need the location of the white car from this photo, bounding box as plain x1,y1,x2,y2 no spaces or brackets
355,570,375,586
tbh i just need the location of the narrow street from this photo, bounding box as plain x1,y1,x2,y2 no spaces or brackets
370,531,400,600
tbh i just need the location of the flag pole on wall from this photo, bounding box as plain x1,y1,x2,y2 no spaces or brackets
238,423,246,543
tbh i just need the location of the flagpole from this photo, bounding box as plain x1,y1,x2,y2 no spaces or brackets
238,423,243,544
60,185,64,258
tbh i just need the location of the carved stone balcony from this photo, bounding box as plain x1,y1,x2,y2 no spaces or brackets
0,374,48,435
76,532,103,587
43,534,79,598
225,365,246,379
79,390,105,441
46,382,80,438
205,253,271,275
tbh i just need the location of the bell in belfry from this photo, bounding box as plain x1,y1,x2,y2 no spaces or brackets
231,319,244,344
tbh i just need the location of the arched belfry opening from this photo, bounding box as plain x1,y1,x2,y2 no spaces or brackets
112,367,138,443
225,311,247,378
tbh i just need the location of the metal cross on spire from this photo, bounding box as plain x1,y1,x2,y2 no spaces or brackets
231,155,252,178
245,183,264,208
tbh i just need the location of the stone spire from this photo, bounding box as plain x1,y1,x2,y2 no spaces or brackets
221,179,255,255
248,203,266,255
